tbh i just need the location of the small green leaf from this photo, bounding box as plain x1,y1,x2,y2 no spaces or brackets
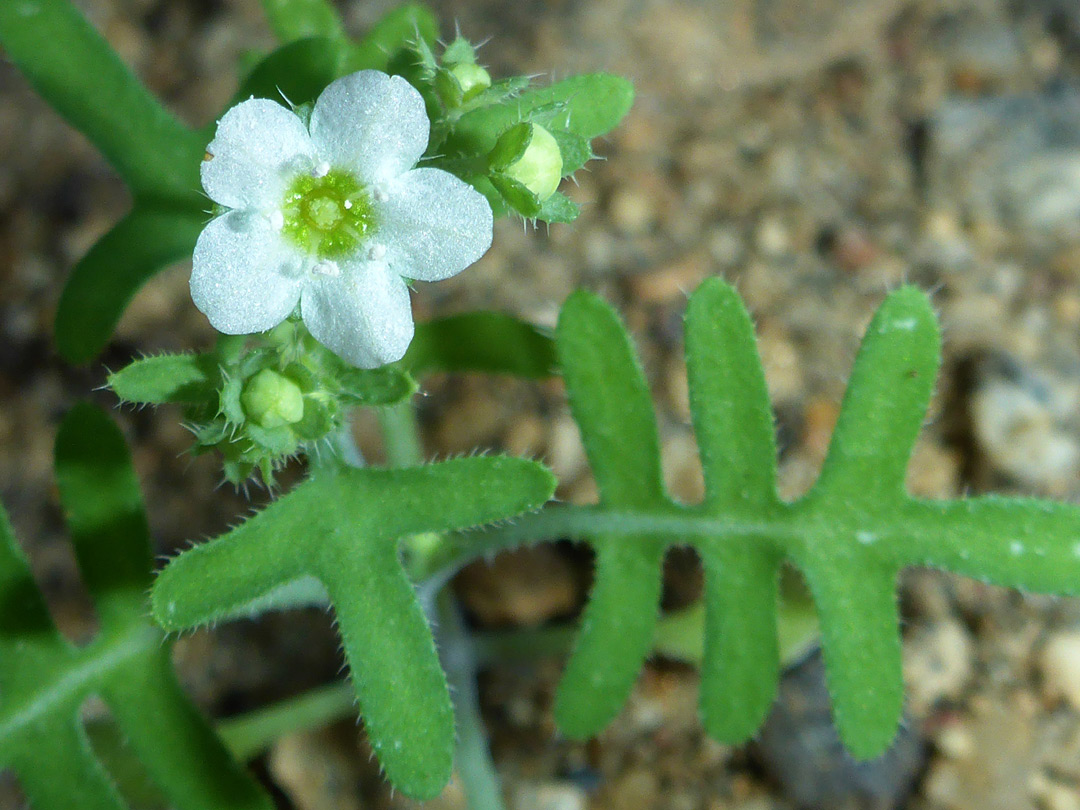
488,122,534,170
549,129,593,176
0,0,204,202
448,74,634,156
343,3,439,73
109,354,217,406
232,36,343,108
55,205,206,364
337,365,417,405
403,312,558,378
152,457,556,799
259,0,345,43
535,191,580,224
489,173,541,217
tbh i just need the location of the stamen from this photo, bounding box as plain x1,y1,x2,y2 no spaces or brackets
368,243,387,261
269,210,285,231
372,187,389,203
313,161,331,178
313,259,341,277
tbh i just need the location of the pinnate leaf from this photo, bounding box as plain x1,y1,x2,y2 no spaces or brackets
483,278,1080,759
0,403,271,810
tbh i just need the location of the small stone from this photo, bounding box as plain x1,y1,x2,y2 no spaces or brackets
754,215,790,257
627,250,708,303
904,619,975,716
1040,631,1080,710
455,546,579,628
609,187,655,235
513,782,586,810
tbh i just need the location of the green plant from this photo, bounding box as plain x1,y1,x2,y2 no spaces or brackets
3,0,1080,807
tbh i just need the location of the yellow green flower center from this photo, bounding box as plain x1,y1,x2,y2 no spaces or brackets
280,169,376,260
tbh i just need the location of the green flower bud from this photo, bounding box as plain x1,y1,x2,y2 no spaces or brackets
241,369,304,429
449,62,491,103
492,123,563,202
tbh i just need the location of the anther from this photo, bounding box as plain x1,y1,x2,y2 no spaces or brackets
312,161,331,178
313,259,341,277
368,243,386,261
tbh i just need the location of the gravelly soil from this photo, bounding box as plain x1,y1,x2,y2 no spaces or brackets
5,0,1080,808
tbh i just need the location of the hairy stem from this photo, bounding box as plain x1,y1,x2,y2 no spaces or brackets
218,682,356,761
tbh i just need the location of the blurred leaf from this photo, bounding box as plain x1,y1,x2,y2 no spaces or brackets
232,36,343,107
152,457,555,798
447,73,634,156
0,0,204,202
336,364,417,405
403,312,558,378
259,0,345,43
55,205,206,364
0,403,272,810
535,191,580,224
343,3,438,73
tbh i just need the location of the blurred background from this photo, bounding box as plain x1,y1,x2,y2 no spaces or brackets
5,0,1080,807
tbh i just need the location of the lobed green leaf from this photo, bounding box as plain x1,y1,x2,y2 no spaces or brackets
403,312,558,378
152,457,555,798
452,277,1080,761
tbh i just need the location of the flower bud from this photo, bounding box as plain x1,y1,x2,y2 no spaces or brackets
449,62,491,103
241,369,304,429
492,123,563,202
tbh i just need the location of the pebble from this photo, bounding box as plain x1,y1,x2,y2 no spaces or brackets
513,782,587,810
1040,631,1080,710
455,546,580,628
903,619,975,716
971,376,1080,495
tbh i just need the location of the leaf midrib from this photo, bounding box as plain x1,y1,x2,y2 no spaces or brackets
0,622,159,747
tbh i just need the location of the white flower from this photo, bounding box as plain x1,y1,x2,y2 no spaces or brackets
192,70,494,368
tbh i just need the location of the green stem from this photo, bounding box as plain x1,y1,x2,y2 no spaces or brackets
438,590,507,810
377,402,425,467
217,682,356,761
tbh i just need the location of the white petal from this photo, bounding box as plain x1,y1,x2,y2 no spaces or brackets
376,168,494,281
202,98,315,209
309,71,429,184
300,260,414,368
191,211,305,334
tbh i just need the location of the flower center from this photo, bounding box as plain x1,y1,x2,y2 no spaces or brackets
280,169,376,260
